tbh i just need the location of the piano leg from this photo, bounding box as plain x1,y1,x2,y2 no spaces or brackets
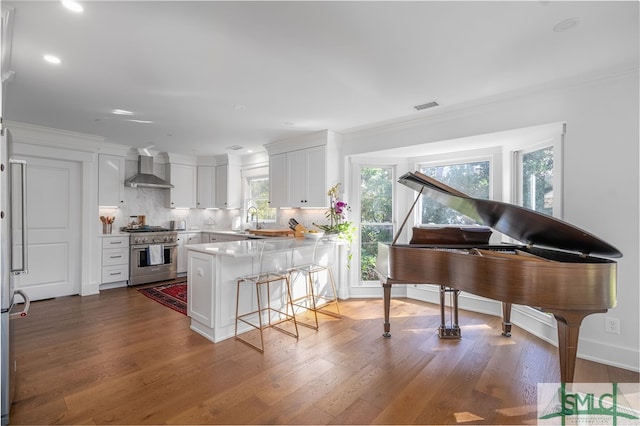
549,309,606,383
501,302,512,337
438,286,461,339
383,282,392,338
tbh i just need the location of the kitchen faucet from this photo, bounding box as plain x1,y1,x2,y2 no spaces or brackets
247,206,261,230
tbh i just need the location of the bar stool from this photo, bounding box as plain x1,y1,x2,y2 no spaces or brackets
288,239,341,330
235,241,298,353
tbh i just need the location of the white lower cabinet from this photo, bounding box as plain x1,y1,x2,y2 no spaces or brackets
101,236,129,285
177,232,202,274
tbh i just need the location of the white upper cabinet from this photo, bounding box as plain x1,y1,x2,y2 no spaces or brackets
266,130,341,208
287,145,327,207
215,163,241,209
196,166,216,209
268,153,288,208
98,154,125,208
169,163,197,208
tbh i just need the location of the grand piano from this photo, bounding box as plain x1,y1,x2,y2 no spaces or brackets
375,171,621,383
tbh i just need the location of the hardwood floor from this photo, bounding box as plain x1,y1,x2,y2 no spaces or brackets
10,286,639,425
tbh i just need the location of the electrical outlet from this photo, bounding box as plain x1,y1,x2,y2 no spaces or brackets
605,317,620,334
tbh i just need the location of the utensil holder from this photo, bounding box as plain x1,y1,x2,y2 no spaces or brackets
103,223,112,234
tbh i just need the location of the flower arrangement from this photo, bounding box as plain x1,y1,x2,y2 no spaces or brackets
313,183,356,245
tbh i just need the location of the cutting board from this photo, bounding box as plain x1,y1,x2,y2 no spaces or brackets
248,228,294,237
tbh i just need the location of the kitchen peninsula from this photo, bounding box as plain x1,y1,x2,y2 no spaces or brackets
186,238,341,343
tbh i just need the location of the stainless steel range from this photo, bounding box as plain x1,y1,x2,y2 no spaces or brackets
126,228,178,286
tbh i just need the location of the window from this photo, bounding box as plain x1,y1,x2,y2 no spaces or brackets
516,145,554,216
246,176,276,221
359,166,394,282
511,123,564,218
419,160,491,225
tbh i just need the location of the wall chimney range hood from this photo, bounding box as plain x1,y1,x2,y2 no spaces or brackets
124,155,174,188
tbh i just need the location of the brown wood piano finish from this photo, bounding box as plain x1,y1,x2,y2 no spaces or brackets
376,171,621,384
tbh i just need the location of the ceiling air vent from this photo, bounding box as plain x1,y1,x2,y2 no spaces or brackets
225,145,243,151
414,101,439,111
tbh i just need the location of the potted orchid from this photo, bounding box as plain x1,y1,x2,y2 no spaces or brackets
313,183,356,265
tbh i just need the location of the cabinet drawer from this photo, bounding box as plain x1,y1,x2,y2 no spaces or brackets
102,264,129,283
102,236,129,249
102,247,129,266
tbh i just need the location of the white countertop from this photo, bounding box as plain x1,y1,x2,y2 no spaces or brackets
186,238,330,257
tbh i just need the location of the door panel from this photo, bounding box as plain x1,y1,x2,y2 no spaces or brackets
13,157,80,300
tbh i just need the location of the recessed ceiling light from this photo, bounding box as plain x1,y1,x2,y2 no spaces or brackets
61,0,83,13
112,109,133,115
127,119,153,124
225,145,243,151
43,54,61,64
553,17,579,32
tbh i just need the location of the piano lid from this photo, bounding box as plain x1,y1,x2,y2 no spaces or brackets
399,171,622,258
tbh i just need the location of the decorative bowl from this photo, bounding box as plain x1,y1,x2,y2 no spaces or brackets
302,231,324,240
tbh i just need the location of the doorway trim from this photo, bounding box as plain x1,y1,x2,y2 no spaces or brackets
8,122,102,296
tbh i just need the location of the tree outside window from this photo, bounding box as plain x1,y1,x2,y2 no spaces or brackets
520,146,553,216
246,176,276,221
420,161,490,224
359,166,393,281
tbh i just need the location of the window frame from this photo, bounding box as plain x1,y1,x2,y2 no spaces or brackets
242,166,276,224
511,136,564,219
358,164,396,284
350,157,405,288
414,148,501,229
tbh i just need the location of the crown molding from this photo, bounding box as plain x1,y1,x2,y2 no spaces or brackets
341,64,640,140
5,120,105,152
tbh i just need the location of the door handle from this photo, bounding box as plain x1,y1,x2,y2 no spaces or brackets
10,159,28,275
10,289,30,318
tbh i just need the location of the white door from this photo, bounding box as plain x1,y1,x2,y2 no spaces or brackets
14,156,81,300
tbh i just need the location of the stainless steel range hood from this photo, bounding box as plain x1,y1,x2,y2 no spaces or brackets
124,155,174,188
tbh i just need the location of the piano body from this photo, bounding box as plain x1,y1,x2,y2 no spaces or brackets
375,171,621,383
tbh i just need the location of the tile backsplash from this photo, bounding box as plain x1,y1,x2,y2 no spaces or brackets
98,157,336,234
98,186,331,234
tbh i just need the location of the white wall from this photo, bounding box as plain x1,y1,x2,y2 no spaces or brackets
342,69,639,371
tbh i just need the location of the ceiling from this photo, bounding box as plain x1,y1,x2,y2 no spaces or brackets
1,1,638,157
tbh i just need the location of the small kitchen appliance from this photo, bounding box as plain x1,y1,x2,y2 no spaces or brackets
170,220,186,231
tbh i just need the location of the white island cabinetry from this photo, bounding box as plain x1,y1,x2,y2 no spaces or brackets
177,232,202,274
186,239,340,343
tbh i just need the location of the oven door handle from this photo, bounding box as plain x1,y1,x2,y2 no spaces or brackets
131,243,178,249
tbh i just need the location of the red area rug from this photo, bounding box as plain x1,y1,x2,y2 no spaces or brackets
138,278,187,316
